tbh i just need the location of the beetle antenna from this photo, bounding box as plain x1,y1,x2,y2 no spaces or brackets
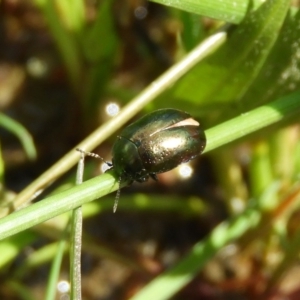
113,176,122,213
76,148,112,166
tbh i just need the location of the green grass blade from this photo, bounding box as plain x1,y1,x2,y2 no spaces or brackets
33,0,82,89
82,0,118,115
10,29,226,214
204,90,300,153
130,207,261,300
0,91,299,241
0,172,117,241
45,225,69,300
56,0,85,37
0,113,37,160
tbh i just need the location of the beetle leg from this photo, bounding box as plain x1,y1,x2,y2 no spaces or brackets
113,176,122,213
136,177,148,183
150,174,158,181
76,148,112,166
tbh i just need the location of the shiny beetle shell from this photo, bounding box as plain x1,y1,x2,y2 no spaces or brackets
111,108,206,183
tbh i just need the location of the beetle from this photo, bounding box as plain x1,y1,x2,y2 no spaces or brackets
77,108,206,212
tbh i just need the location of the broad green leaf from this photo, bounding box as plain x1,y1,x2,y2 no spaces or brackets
241,9,300,109
150,0,262,24
174,0,291,114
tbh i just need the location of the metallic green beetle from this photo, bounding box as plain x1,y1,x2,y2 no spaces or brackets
112,108,206,184
77,109,206,212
